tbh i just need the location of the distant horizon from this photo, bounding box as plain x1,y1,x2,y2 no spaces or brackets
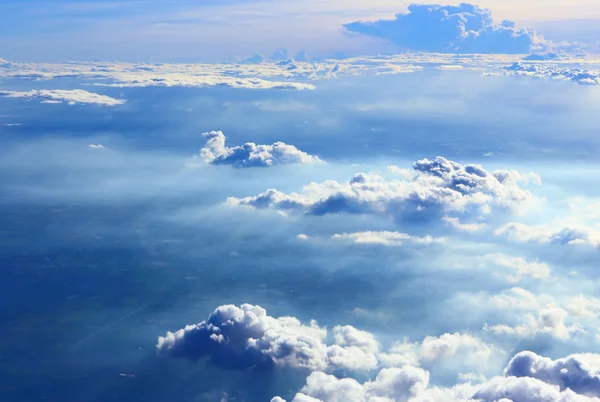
1,1,600,63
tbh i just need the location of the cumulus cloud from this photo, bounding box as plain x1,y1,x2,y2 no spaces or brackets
344,3,542,54
157,304,380,372
499,63,600,86
160,304,600,402
289,367,431,402
505,351,600,397
228,157,540,224
0,89,125,106
275,351,600,402
199,131,323,168
157,304,502,379
472,376,600,402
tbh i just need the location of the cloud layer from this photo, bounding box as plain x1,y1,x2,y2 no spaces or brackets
344,3,541,54
0,89,125,106
200,131,323,168
500,63,600,86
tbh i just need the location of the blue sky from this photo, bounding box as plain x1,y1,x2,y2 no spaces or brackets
1,0,600,61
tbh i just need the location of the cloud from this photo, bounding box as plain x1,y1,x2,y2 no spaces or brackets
380,333,502,374
506,351,600,397
331,231,444,246
291,367,431,402
443,216,487,232
344,3,542,54
0,89,125,106
274,351,600,402
88,144,105,149
499,63,600,86
228,157,540,224
488,254,550,283
157,304,502,379
199,131,323,168
484,307,583,341
96,74,316,90
472,376,600,402
495,222,600,247
156,304,380,372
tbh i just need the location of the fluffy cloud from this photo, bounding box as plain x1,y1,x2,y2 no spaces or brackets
472,376,600,402
200,131,323,168
157,304,500,377
500,63,600,86
344,3,541,54
289,367,431,402
380,333,502,374
228,157,540,224
506,351,600,397
157,304,379,372
0,89,125,106
496,223,600,248
274,351,600,402
484,307,583,341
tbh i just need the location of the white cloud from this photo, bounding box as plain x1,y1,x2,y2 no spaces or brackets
200,130,323,168
484,307,583,341
286,367,432,402
0,89,125,106
482,254,550,283
488,287,545,311
157,304,380,372
565,295,600,320
380,333,503,375
158,304,500,378
499,62,600,86
496,222,600,247
472,376,600,402
443,216,487,232
88,144,105,149
331,231,444,246
228,157,541,225
505,351,600,397
275,351,600,401
344,4,543,54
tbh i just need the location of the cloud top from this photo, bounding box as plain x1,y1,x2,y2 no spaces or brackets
344,3,540,54
200,131,323,168
229,156,540,224
157,304,380,372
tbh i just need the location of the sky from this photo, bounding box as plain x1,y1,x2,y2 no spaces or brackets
1,0,600,61
3,2,600,402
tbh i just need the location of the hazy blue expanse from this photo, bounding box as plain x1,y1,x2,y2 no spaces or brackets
2,69,600,401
